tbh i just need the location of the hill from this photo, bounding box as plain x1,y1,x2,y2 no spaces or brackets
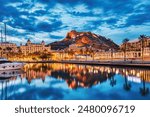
49,30,119,51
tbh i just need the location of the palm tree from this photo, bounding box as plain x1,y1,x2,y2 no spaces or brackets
44,49,48,54
139,35,146,62
6,47,12,52
64,49,68,60
89,47,95,61
39,54,49,61
68,49,75,60
79,49,84,60
85,46,89,61
122,38,129,61
59,50,64,61
47,53,53,60
140,79,149,96
110,49,114,62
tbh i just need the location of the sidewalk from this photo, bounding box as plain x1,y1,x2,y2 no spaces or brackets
20,60,150,68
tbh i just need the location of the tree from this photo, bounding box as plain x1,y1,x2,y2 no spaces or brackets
64,49,68,60
79,49,83,55
47,53,53,60
39,54,49,61
6,47,12,52
4,47,12,58
110,49,114,62
85,46,90,61
68,49,75,60
139,35,146,62
59,50,65,61
89,48,95,61
79,49,84,60
122,38,129,61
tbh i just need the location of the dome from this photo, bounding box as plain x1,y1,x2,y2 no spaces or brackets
27,39,31,42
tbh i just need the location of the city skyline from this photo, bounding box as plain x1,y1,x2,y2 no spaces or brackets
0,0,150,45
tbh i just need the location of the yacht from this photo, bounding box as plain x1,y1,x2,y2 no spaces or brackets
0,69,23,79
0,58,25,71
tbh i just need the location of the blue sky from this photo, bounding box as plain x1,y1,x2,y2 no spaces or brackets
0,0,150,45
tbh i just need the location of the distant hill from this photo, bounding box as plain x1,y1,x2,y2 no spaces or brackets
48,30,119,51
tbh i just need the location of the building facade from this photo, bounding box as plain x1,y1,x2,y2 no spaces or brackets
19,40,51,55
120,37,150,51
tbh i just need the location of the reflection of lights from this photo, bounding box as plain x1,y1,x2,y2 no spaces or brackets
69,80,77,89
89,69,92,73
116,70,119,74
83,70,86,74
127,76,141,83
132,70,135,75
94,70,98,73
136,73,140,77
125,71,128,76
7,63,150,89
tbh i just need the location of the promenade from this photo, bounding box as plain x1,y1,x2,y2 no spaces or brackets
20,60,150,68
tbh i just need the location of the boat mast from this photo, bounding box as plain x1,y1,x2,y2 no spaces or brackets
0,29,3,42
4,23,6,42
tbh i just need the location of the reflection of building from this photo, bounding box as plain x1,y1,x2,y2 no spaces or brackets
1,63,150,91
22,63,52,83
22,63,150,86
19,40,51,55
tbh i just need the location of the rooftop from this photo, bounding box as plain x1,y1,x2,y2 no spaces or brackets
128,39,139,43
0,42,16,44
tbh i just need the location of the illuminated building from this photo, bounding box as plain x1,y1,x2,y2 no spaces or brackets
0,42,18,57
120,37,150,51
19,39,51,55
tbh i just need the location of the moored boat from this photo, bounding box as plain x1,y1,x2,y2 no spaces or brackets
0,58,25,71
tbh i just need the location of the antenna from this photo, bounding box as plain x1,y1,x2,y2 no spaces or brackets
1,29,3,42
4,23,6,42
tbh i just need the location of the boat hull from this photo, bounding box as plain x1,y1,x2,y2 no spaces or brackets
0,69,23,79
0,63,25,71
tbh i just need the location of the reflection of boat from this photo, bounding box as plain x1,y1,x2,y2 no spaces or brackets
0,69,23,79
0,58,25,71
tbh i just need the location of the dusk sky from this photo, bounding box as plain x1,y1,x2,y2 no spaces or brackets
0,0,150,45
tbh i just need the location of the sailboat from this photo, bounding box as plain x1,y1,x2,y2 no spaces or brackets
0,23,25,72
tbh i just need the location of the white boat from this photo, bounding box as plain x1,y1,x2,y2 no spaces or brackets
0,69,23,79
0,58,25,71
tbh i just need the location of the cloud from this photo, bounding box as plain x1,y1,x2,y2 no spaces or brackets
0,0,149,45
96,22,150,44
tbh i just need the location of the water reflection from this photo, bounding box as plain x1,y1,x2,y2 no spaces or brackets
23,64,117,89
0,70,23,100
0,63,150,100
140,79,149,96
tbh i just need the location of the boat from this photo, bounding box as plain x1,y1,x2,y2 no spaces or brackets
0,69,23,80
0,58,25,71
